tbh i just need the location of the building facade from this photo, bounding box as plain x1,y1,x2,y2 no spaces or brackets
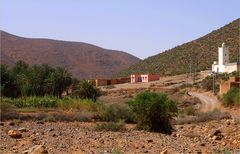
212,43,239,73
130,74,160,83
92,77,131,86
219,76,240,95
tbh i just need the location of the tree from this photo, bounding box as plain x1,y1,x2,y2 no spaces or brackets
10,61,30,97
128,92,177,134
28,64,55,96
43,67,72,97
72,80,101,101
1,61,73,98
1,64,20,98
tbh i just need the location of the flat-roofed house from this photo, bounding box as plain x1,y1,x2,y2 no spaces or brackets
131,74,160,83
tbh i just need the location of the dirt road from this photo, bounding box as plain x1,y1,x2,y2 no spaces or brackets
188,92,220,112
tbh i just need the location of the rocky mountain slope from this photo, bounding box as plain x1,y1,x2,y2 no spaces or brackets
0,31,140,79
117,18,239,77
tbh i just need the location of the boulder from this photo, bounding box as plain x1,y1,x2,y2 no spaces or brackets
8,121,15,126
23,145,48,154
8,130,22,138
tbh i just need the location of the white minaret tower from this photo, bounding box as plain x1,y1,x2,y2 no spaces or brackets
218,42,229,65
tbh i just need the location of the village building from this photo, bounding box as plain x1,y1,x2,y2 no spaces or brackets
93,77,130,86
212,43,240,73
219,76,240,95
130,74,160,83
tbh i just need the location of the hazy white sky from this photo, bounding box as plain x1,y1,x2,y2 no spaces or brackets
1,0,239,59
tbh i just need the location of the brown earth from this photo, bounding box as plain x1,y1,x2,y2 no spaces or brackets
0,120,240,153
0,31,140,79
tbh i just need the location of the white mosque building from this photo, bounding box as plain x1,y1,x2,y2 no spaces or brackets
212,43,239,73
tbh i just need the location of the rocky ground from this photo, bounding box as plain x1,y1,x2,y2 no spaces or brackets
1,119,240,154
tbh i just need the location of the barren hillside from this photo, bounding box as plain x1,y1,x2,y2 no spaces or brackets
117,18,239,77
0,31,140,79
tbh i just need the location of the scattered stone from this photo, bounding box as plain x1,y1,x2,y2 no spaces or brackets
221,142,226,146
172,133,180,138
48,128,54,132
211,130,223,140
8,121,15,126
147,139,153,143
226,120,231,125
8,130,22,138
232,140,238,144
23,145,48,154
212,130,221,136
19,127,28,132
32,138,37,142
60,144,67,149
36,121,44,124
160,149,167,154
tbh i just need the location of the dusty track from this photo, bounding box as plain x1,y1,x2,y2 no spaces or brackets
188,92,220,112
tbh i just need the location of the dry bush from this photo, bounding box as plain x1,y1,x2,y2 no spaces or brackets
94,121,126,132
0,99,19,120
196,109,231,123
17,111,94,122
99,103,134,123
175,109,231,124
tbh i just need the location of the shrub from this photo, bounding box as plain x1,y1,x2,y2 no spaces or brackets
42,114,56,122
12,96,58,108
223,87,240,107
179,106,197,116
94,121,126,132
0,98,18,120
201,76,213,91
112,148,121,154
1,96,98,110
100,103,134,123
175,109,231,124
196,109,231,122
58,97,97,111
104,85,116,89
72,80,101,101
179,83,193,89
128,92,177,134
230,71,240,77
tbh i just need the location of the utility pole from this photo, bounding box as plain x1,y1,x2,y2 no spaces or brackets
212,72,216,95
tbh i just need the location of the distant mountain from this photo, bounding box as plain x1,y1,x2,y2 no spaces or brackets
0,31,140,79
117,18,239,77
